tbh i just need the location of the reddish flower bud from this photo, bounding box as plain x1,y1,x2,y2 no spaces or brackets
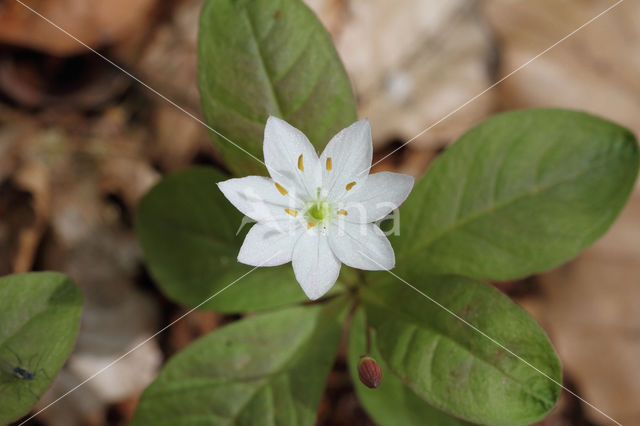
358,356,382,388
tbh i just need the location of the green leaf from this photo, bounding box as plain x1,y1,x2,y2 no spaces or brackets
0,272,82,424
395,109,639,280
198,0,357,176
136,166,315,313
361,274,561,426
132,298,349,426
348,308,474,426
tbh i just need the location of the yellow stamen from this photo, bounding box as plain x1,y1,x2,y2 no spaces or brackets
285,208,298,217
298,154,304,172
307,222,316,229
337,209,348,216
345,181,356,191
275,182,288,195
326,158,332,170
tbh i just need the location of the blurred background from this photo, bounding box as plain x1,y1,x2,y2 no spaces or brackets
0,0,638,425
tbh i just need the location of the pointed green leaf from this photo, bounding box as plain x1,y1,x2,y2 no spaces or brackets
396,109,639,280
0,272,82,425
136,166,316,313
348,308,474,426
198,0,357,176
132,299,348,425
362,274,561,425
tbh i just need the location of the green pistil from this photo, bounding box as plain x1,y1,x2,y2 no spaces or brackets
306,201,332,223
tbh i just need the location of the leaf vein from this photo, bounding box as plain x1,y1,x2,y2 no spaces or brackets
243,7,283,117
402,158,610,260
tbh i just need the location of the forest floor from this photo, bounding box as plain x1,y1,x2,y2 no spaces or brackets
0,1,638,425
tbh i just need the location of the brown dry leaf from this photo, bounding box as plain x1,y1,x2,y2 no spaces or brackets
484,0,640,135
0,0,157,56
0,180,34,275
150,103,218,172
0,110,50,274
307,0,497,150
0,51,131,109
136,0,202,112
12,160,50,272
370,145,439,179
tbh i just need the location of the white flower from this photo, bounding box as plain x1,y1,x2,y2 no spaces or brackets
218,117,414,300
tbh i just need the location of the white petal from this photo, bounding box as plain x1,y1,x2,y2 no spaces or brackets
263,116,322,199
292,231,341,300
340,172,414,223
319,119,373,201
238,223,303,266
217,176,302,226
328,222,395,270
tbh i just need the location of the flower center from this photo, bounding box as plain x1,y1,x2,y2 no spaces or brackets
305,201,332,224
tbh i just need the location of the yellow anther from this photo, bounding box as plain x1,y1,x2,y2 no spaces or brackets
275,182,288,195
326,158,332,170
285,209,298,217
345,181,356,191
337,209,348,216
307,222,316,229
298,154,304,172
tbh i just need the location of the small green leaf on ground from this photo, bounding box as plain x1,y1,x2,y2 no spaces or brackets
0,272,82,425
362,274,562,426
132,298,349,426
198,0,357,176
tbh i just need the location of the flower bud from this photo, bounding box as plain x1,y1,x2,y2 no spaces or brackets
358,356,382,388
